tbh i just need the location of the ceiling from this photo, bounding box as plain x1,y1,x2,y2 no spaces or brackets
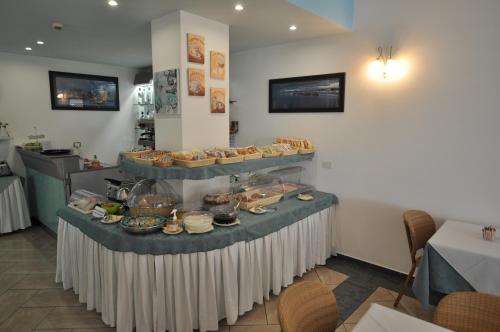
0,0,349,68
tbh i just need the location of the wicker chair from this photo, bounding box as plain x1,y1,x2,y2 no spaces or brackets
277,281,338,332
394,210,436,307
434,292,500,332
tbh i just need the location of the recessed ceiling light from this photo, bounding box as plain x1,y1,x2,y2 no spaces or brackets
108,0,118,7
289,25,297,31
25,47,32,51
234,3,244,11
36,40,44,45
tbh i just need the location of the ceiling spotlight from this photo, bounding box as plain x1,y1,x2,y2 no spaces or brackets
25,47,32,51
108,0,118,7
36,40,44,45
234,3,244,11
289,25,297,31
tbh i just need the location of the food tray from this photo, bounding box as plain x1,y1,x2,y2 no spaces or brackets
123,151,145,159
238,189,283,210
299,148,315,154
216,156,244,164
174,158,216,168
129,206,174,217
120,216,166,234
281,150,298,156
133,157,156,165
243,152,263,160
153,160,173,167
262,152,282,158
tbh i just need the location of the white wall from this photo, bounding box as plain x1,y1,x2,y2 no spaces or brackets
0,52,136,171
230,0,500,273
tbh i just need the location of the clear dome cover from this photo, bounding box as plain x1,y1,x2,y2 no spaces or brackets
127,179,180,216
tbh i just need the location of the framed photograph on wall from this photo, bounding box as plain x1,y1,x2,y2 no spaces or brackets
210,88,225,113
154,69,179,115
269,73,345,113
187,33,205,64
49,71,119,111
188,68,205,96
210,51,225,80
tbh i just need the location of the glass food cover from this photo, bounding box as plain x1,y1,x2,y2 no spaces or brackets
266,166,315,199
233,174,285,210
127,179,180,216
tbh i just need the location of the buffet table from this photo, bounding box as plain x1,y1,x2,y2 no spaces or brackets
56,191,337,332
0,176,31,233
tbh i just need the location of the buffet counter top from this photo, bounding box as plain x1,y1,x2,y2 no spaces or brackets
119,152,314,180
57,191,337,255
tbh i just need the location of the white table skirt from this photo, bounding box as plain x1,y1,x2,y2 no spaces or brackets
56,206,335,332
429,220,500,296
353,304,451,332
0,176,31,234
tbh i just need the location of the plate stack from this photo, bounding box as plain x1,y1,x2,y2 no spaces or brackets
183,211,214,234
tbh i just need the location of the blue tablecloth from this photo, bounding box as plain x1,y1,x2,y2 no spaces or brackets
120,153,314,180
412,244,475,307
57,191,337,255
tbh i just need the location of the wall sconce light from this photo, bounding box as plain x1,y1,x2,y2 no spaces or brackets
368,46,406,82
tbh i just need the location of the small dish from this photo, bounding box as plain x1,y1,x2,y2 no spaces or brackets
163,226,184,235
249,206,267,215
214,219,240,227
298,193,314,201
101,214,123,224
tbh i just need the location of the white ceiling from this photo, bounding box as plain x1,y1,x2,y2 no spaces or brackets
0,0,348,68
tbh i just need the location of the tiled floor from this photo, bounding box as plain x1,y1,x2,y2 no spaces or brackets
0,225,434,332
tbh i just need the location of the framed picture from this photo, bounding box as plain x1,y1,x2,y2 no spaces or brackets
188,68,205,96
49,71,119,111
269,73,345,113
210,51,225,80
187,33,205,64
210,88,225,113
154,69,179,115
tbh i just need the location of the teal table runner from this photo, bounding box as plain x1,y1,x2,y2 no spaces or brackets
57,191,337,255
412,244,474,307
120,153,314,180
0,176,16,192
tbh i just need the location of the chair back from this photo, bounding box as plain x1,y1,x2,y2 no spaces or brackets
403,210,436,260
277,281,338,332
434,292,500,332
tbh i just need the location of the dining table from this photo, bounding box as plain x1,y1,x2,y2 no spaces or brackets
352,303,451,332
413,219,500,307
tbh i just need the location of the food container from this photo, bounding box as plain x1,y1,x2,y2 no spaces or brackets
127,179,179,217
209,202,239,224
203,191,235,208
100,202,121,214
120,216,166,234
183,211,214,234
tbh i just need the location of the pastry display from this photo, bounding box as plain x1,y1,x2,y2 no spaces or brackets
274,137,314,153
203,192,234,206
172,150,216,167
123,148,151,159
272,143,298,156
183,211,214,234
257,145,282,158
236,146,262,160
235,189,283,210
127,179,179,216
153,153,173,167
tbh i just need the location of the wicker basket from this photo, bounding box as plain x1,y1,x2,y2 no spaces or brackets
243,152,263,160
238,190,283,210
216,156,244,164
123,151,145,159
133,157,156,165
281,149,298,156
153,159,174,167
299,148,315,154
174,158,216,168
129,206,173,217
262,152,283,158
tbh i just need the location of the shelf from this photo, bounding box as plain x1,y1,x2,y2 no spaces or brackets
120,153,314,180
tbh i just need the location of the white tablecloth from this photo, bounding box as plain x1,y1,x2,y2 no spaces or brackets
56,207,335,332
0,176,31,233
429,220,500,296
353,304,451,332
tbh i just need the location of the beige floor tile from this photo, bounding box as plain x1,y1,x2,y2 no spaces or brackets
72,329,115,332
0,273,25,295
343,323,356,331
233,303,267,326
294,269,320,283
5,260,56,274
36,307,107,329
315,266,348,285
230,325,281,332
0,289,37,324
264,294,279,325
366,287,396,303
11,274,62,290
0,307,52,332
23,288,82,307
335,324,347,332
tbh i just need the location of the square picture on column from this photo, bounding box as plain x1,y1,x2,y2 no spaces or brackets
154,69,179,115
188,68,205,96
187,33,205,64
210,88,225,113
210,51,225,80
